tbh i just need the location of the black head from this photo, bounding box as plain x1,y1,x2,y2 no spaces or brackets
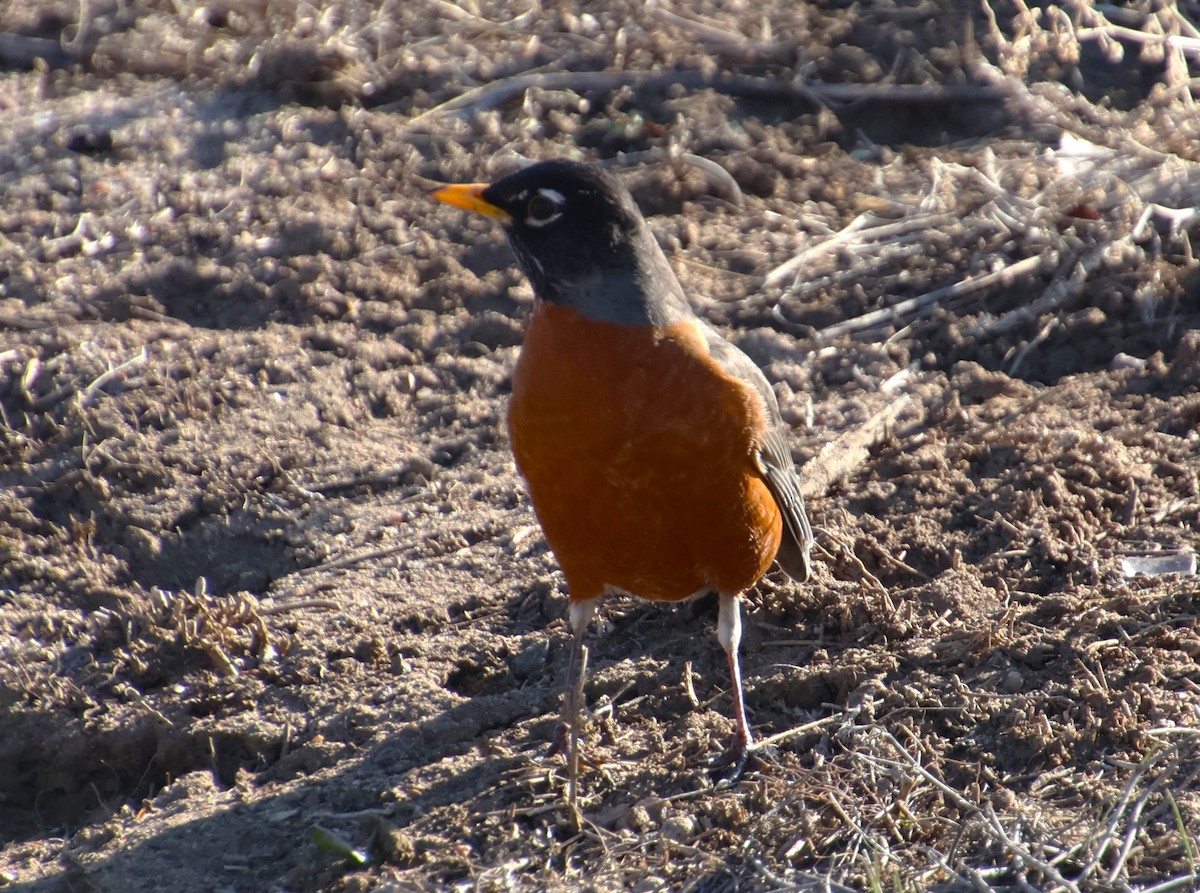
480,161,647,300
434,160,692,325
484,159,636,241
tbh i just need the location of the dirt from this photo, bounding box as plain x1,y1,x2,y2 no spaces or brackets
1,1,1198,891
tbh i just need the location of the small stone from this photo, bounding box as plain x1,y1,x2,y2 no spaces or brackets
507,641,549,679
1000,668,1024,693
660,814,697,842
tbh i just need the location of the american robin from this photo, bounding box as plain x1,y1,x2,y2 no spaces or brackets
432,159,813,809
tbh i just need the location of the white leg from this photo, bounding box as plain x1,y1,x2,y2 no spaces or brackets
569,597,598,638
563,597,597,817
717,593,754,772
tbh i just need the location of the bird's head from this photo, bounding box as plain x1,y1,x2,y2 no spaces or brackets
433,160,686,325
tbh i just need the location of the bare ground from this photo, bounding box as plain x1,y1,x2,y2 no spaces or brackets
1,2,1199,891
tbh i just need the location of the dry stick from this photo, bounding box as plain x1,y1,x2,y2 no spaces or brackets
617,147,746,205
644,2,795,62
1107,778,1165,885
1073,746,1176,884
763,212,961,291
1145,726,1200,739
965,240,1116,341
1074,24,1200,59
400,71,809,123
0,313,50,330
423,0,537,30
1165,4,1200,41
0,32,76,68
1139,876,1200,893
856,731,1084,893
754,710,849,751
401,70,1003,125
972,56,1170,164
921,845,998,893
1134,204,1200,240
81,346,149,406
679,152,744,207
1006,317,1060,377
980,803,1083,893
770,242,928,312
796,394,912,502
813,253,1052,342
258,598,341,615
290,542,410,577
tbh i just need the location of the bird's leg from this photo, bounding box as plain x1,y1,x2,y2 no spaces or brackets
550,598,597,816
713,592,754,784
566,641,589,817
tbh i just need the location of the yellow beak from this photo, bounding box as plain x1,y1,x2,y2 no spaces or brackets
430,183,511,221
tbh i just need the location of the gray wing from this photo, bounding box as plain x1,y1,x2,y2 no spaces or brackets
704,326,814,582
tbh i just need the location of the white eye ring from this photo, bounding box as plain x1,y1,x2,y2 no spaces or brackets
525,188,564,226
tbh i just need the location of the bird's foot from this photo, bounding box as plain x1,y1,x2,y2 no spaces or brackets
709,740,766,788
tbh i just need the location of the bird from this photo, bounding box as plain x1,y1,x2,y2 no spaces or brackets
432,159,813,812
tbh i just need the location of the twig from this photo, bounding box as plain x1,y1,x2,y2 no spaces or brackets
815,82,1004,105
1133,203,1200,239
1006,317,1060,377
921,845,996,893
0,313,53,330
0,32,76,69
753,710,849,751
290,543,410,576
797,394,912,501
257,598,341,615
1106,776,1163,884
1073,745,1174,883
422,0,538,30
815,535,888,595
747,858,859,893
982,803,1083,893
400,70,1002,125
769,243,928,313
679,153,743,207
854,741,975,814
814,254,1051,342
1144,727,1200,738
854,728,1086,893
763,213,960,291
645,1,794,62
965,240,1117,341
1137,875,1200,893
971,54,1172,163
1074,24,1200,60
81,347,149,406
614,148,747,206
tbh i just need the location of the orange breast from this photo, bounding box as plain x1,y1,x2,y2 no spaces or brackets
507,302,783,602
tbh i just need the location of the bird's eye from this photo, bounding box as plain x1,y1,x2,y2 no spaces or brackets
526,190,563,226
